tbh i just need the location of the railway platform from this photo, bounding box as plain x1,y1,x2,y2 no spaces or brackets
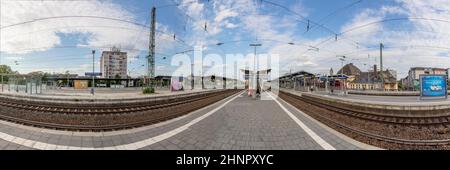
280,88,450,149
0,88,216,101
0,91,378,150
291,89,450,105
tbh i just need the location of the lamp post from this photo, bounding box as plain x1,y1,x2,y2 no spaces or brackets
303,76,306,92
66,70,70,87
217,41,296,91
368,54,371,90
380,43,384,91
191,63,194,90
91,50,95,95
325,74,329,93
249,43,262,99
315,73,321,92
337,55,346,95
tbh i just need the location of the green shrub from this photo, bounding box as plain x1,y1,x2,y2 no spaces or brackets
143,87,155,94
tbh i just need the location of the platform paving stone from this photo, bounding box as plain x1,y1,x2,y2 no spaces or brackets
0,91,368,150
0,139,34,150
276,96,363,150
144,92,361,150
0,92,230,148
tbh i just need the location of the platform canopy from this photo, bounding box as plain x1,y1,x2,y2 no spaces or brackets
277,71,314,80
240,69,272,74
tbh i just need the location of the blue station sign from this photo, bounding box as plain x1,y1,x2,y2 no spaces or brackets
85,72,102,77
420,75,447,99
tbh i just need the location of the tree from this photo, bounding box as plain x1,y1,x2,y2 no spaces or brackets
42,72,51,82
211,74,215,82
0,65,13,74
27,71,51,82
0,65,15,82
115,74,121,79
27,71,44,76
397,81,403,91
65,70,71,87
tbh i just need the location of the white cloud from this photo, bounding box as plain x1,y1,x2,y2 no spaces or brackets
1,0,125,53
5,0,450,79
0,0,176,56
180,0,205,19
291,0,450,79
214,9,239,23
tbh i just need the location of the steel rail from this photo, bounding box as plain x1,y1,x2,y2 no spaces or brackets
279,91,450,148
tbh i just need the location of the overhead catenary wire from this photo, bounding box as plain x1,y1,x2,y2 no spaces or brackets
305,0,363,33
157,0,211,34
2,1,359,55
4,0,150,15
2,25,192,54
297,16,450,60
0,16,147,30
260,0,370,59
261,0,346,37
339,17,450,36
325,17,450,57
6,0,450,77
335,45,450,58
9,3,195,62
0,1,200,75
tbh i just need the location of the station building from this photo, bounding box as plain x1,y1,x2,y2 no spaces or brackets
338,63,398,91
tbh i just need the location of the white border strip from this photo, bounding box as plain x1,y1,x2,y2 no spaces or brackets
267,92,336,150
0,91,244,150
277,96,381,150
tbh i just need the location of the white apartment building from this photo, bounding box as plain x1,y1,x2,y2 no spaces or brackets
100,47,128,79
448,68,450,80
406,67,447,90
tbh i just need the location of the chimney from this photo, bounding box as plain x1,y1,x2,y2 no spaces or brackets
374,65,378,75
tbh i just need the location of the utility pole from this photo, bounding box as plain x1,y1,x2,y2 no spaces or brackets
340,58,345,93
367,65,371,89
303,76,306,91
66,71,69,87
148,7,156,88
234,62,237,89
191,63,194,90
0,1,2,66
367,54,370,87
313,74,316,92
250,43,261,99
91,50,95,95
337,55,346,95
223,60,226,89
380,43,384,91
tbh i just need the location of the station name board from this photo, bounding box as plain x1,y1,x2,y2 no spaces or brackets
420,75,447,99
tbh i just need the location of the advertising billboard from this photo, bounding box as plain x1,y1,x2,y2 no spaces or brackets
420,75,447,99
171,77,184,91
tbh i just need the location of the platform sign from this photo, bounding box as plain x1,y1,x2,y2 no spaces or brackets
420,75,447,99
85,72,102,77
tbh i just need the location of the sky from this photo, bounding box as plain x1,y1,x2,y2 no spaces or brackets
1,0,450,79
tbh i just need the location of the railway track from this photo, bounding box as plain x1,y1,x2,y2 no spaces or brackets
291,92,450,126
0,89,241,131
279,91,450,149
0,90,225,115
